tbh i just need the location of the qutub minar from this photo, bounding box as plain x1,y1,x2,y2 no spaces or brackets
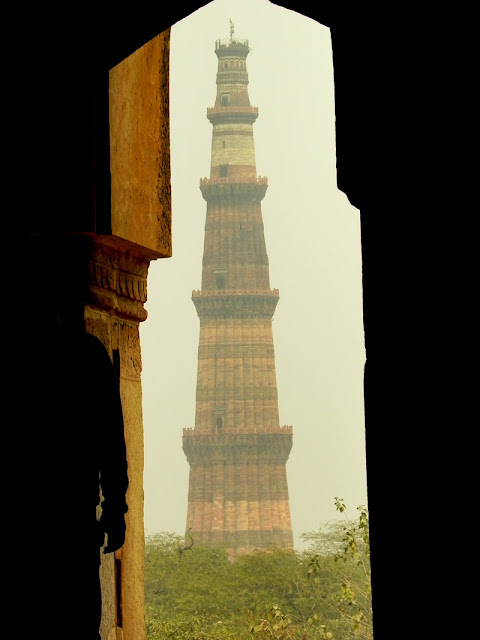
183,24,294,558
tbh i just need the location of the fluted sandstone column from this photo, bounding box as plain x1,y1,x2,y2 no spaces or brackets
183,28,293,558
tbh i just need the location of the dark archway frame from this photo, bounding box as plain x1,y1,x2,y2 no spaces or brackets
102,2,382,631
28,4,408,635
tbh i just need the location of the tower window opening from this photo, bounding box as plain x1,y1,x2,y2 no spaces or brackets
223,140,226,148
221,93,230,106
216,274,226,289
220,164,228,177
216,416,223,430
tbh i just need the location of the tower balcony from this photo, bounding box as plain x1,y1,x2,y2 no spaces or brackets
215,38,250,56
182,426,293,464
200,176,268,201
192,288,279,319
192,286,278,296
207,106,258,125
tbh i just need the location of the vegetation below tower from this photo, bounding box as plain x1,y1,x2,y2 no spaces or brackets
145,500,373,639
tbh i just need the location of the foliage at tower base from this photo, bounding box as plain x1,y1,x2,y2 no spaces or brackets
145,501,373,640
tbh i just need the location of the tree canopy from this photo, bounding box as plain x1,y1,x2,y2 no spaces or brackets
145,500,373,640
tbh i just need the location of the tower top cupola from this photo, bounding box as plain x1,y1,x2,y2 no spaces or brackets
215,20,250,58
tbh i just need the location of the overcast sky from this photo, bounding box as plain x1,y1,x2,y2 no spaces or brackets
140,0,367,549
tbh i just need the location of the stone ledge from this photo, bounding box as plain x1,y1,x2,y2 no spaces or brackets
200,177,267,201
182,429,293,464
192,289,279,319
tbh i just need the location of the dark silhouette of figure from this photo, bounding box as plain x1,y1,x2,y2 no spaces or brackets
28,235,129,639
90,332,129,639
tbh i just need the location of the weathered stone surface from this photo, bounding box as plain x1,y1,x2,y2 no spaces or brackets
109,30,172,259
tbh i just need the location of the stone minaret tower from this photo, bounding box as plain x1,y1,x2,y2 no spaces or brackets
183,25,293,558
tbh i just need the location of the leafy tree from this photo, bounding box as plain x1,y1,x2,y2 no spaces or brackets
144,499,373,640
306,499,373,639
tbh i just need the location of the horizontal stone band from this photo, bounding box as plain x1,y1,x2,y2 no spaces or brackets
207,107,259,125
197,344,275,358
192,290,279,318
216,72,249,84
194,386,278,400
200,179,267,202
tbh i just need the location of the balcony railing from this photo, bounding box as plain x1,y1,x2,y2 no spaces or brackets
207,106,258,116
200,176,267,186
192,288,279,297
215,38,249,50
183,425,293,436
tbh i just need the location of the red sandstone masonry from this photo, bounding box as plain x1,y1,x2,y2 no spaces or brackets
212,463,225,531
183,34,293,557
258,463,273,531
236,463,249,531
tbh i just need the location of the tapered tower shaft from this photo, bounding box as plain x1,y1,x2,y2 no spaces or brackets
183,30,293,558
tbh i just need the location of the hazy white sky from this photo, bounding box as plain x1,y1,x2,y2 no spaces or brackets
140,0,367,549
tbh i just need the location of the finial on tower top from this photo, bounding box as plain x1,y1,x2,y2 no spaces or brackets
230,19,235,43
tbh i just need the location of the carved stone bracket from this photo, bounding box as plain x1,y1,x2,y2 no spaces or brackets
88,239,150,323
194,386,279,401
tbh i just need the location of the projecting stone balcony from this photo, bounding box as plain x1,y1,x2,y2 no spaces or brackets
207,106,258,125
182,426,293,464
200,176,268,201
192,288,279,319
200,176,267,186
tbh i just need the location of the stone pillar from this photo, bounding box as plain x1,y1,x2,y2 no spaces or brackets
94,26,171,640
85,238,151,640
